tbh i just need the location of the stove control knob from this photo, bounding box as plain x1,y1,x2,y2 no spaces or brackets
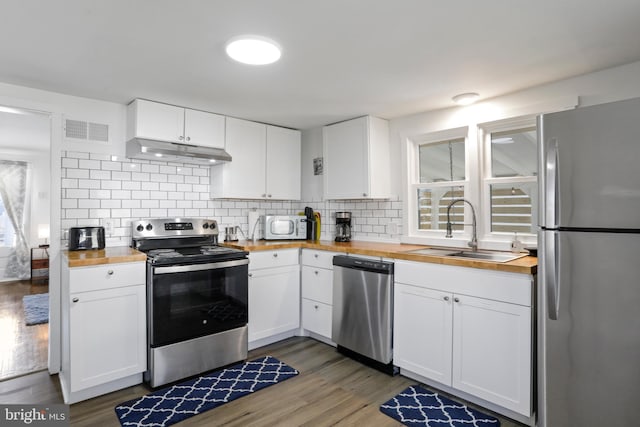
146,224,153,231
203,223,209,229
136,224,144,232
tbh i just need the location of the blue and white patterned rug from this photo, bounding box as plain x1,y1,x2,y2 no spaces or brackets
380,385,500,427
115,356,298,427
23,293,49,325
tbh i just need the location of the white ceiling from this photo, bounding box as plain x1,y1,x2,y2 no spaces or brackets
1,0,640,130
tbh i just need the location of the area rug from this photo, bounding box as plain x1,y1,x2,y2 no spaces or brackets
22,293,49,325
380,385,500,427
115,356,298,427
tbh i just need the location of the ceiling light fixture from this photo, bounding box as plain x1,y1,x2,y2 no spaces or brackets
452,92,480,106
225,35,282,65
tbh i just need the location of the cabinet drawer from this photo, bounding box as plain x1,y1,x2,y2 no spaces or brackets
301,249,338,269
394,260,532,306
32,258,49,269
301,266,332,304
69,262,145,293
302,298,332,338
249,248,299,270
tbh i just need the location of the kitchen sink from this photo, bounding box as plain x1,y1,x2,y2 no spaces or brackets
405,247,527,263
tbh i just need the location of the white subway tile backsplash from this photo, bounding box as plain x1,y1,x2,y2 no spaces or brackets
66,169,89,179
141,164,160,173
122,181,141,190
79,159,101,169
101,200,122,209
101,180,122,190
61,152,404,243
101,160,122,171
78,179,101,189
90,189,111,199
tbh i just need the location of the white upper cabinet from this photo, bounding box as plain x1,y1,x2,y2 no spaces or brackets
127,99,225,149
266,125,301,200
323,115,391,199
211,117,301,200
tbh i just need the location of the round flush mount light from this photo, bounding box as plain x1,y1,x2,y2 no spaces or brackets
452,92,480,106
225,35,282,65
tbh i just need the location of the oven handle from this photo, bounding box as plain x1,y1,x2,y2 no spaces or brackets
153,258,249,274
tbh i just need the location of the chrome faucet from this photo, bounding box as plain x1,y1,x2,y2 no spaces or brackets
445,198,478,251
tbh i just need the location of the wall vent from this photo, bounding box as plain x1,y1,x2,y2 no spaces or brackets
64,119,110,143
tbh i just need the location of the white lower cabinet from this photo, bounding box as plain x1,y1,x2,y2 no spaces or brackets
60,260,146,404
394,260,533,419
248,249,300,347
300,249,339,341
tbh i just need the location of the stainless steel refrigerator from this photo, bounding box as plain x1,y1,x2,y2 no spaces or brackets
538,97,640,427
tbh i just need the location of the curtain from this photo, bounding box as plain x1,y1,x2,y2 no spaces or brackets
0,160,30,280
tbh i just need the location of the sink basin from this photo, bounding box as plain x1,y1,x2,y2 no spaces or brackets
405,248,527,263
447,251,526,262
405,248,460,257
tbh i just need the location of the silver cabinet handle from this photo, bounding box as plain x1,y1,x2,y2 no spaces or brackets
363,193,367,197
314,254,319,258
443,296,450,301
314,305,319,309
454,297,460,303
186,136,190,142
268,194,272,198
545,230,560,320
273,253,278,258
248,272,253,277
72,297,79,303
179,135,184,140
107,270,114,275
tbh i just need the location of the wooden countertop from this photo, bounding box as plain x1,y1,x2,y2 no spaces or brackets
223,240,537,275
63,247,146,268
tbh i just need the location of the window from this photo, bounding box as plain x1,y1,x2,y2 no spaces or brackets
408,128,469,237
0,195,16,247
481,120,538,237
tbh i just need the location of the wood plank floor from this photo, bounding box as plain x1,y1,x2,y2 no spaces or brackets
0,336,526,426
0,279,49,381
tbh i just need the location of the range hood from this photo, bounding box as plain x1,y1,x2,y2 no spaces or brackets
126,138,232,165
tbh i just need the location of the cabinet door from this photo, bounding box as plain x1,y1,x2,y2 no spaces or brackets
301,299,332,338
212,117,266,199
248,265,300,342
452,294,531,416
265,125,301,200
184,108,225,148
132,99,185,143
69,285,146,392
323,116,369,199
394,283,453,385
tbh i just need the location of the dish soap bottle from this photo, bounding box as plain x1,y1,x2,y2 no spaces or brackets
511,232,523,253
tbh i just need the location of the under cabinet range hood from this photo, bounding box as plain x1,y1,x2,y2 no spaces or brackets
126,138,232,165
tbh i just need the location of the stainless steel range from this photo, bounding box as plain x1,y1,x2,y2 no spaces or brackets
131,218,249,388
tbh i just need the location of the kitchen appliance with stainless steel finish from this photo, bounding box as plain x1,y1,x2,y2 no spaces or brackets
331,255,397,375
131,218,249,388
68,226,106,250
335,211,352,242
538,97,640,427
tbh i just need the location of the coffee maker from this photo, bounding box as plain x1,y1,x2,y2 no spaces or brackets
335,212,352,242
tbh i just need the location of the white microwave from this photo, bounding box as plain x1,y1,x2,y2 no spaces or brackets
262,215,307,240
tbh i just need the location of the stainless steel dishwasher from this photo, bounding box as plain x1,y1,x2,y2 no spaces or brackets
331,255,397,375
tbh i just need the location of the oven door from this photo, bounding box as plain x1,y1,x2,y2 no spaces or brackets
149,258,249,348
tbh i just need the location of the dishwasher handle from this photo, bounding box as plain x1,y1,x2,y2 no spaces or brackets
332,255,393,274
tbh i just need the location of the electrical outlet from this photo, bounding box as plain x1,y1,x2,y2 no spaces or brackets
102,219,114,236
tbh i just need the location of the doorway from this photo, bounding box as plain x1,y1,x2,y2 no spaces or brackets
0,106,51,380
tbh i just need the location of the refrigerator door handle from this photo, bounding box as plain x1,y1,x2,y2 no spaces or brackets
545,137,560,227
545,231,560,320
